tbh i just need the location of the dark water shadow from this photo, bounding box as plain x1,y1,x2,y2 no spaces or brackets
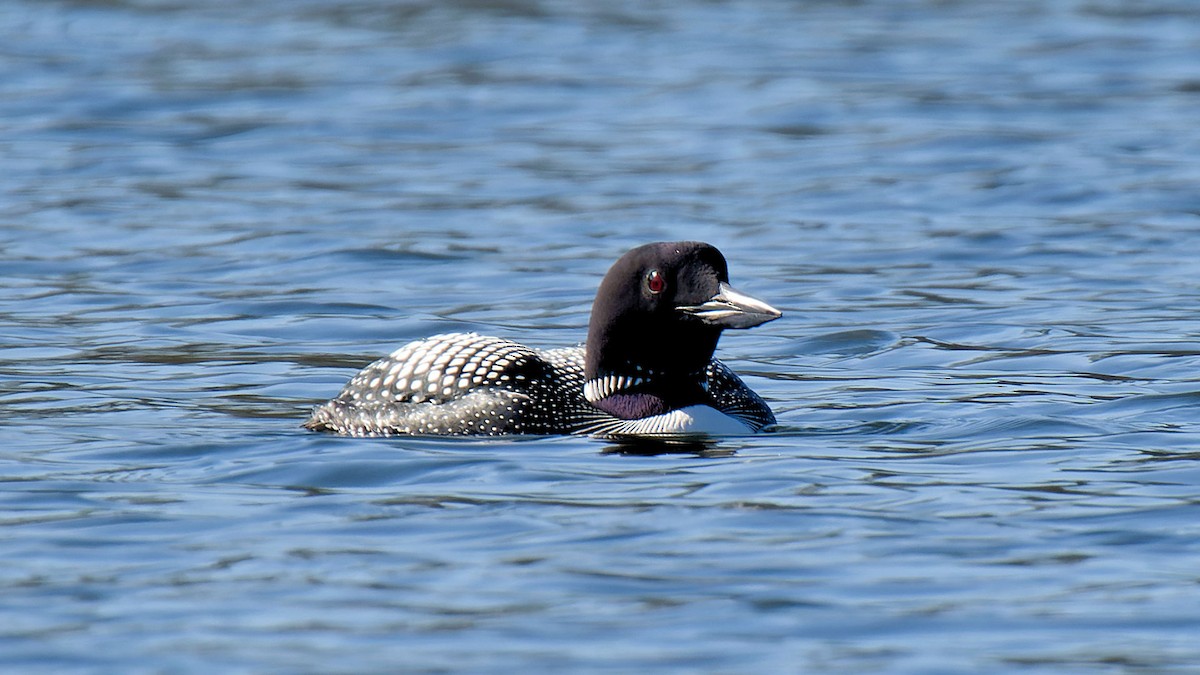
600,436,736,457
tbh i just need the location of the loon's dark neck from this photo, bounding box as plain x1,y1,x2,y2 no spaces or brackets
584,307,723,420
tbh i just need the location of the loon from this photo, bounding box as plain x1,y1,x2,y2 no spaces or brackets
305,241,781,437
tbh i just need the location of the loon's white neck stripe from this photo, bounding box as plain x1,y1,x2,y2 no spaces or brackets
583,365,712,404
583,373,648,403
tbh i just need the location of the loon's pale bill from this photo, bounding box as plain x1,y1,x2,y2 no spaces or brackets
677,282,782,329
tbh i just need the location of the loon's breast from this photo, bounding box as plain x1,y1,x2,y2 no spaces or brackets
577,404,756,437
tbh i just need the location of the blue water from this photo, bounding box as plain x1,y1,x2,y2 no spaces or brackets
4,0,1200,672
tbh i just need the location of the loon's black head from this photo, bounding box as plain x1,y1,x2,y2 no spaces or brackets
584,241,781,419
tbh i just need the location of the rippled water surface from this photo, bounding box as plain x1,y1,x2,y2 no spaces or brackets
4,0,1200,672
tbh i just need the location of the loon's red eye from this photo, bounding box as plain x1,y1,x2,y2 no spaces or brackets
646,269,666,294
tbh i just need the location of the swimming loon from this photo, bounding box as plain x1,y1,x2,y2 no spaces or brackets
305,241,781,437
